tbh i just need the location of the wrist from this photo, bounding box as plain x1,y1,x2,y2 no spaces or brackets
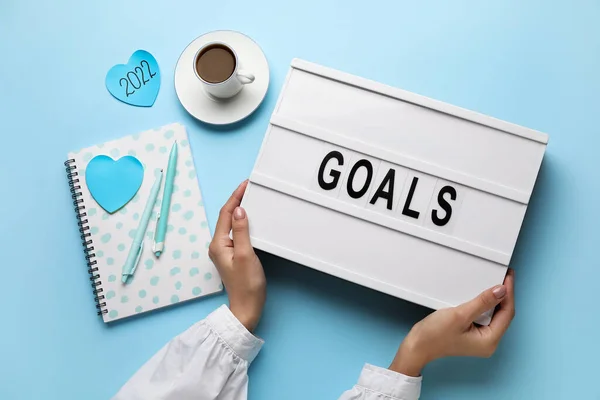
229,304,261,333
389,338,428,377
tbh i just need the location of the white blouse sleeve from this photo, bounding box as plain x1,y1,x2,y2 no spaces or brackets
112,305,264,400
338,364,422,400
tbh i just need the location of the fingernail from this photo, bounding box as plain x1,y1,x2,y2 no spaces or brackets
493,285,506,299
233,207,246,220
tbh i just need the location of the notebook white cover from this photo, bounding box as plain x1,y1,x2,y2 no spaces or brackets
67,123,221,322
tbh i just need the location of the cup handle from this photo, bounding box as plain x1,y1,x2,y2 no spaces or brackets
237,70,255,85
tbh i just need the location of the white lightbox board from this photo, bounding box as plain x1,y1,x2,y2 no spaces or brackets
242,59,548,324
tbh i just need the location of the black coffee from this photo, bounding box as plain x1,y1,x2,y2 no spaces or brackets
195,44,236,83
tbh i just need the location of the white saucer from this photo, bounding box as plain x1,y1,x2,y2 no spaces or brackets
174,31,270,125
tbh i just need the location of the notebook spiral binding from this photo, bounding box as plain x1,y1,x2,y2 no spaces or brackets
64,159,107,316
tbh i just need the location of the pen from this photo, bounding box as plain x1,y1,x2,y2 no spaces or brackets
153,141,178,258
122,170,163,283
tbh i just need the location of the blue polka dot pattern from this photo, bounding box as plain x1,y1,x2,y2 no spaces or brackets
79,124,223,319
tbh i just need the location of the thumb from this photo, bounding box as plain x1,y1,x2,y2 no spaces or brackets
231,207,253,258
458,285,507,321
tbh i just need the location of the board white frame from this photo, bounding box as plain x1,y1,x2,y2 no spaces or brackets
242,59,548,322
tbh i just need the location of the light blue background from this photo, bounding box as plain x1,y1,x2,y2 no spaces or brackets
1,1,598,399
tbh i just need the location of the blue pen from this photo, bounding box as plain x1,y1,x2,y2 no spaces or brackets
122,170,163,283
153,141,178,257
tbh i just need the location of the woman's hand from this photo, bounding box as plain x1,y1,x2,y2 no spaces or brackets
208,180,266,332
390,269,516,376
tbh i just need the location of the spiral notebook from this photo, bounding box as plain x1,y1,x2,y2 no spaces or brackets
64,123,222,322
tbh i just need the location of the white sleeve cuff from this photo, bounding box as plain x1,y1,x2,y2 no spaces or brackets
357,364,422,400
205,304,264,363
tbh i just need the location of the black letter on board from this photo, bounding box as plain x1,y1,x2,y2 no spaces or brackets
369,169,396,210
432,185,457,226
346,159,373,199
318,151,344,190
402,177,421,219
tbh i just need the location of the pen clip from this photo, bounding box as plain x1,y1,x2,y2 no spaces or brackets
153,212,161,241
132,240,144,276
152,212,161,251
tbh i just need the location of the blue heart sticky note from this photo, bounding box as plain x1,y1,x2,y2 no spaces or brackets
105,50,160,107
86,155,144,213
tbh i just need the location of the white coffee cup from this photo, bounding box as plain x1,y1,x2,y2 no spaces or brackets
193,42,255,100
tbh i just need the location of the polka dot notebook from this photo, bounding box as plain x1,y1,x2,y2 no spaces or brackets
65,123,222,322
